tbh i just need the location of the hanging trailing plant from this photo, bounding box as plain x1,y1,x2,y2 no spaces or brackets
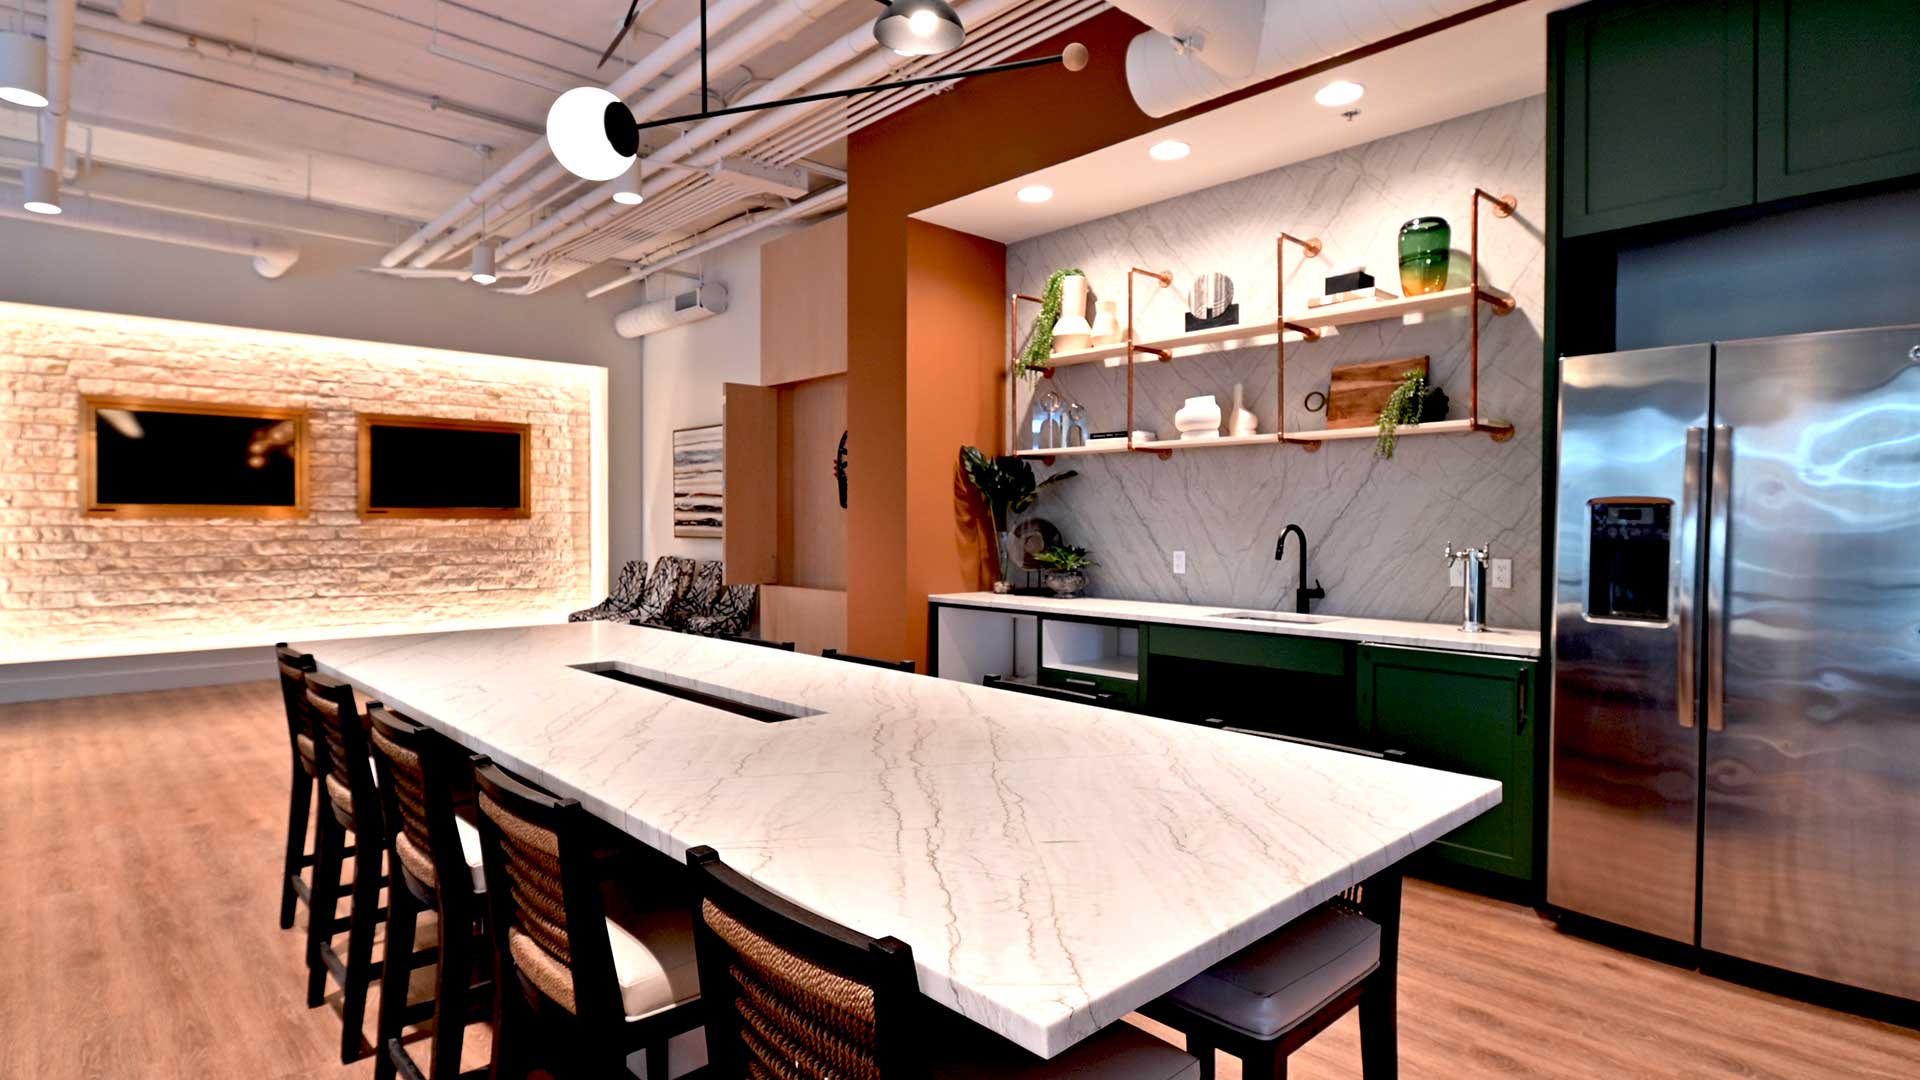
1375,369,1430,459
1015,267,1086,381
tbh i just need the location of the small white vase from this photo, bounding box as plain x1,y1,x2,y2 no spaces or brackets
1230,382,1258,437
1089,300,1122,345
1051,274,1093,353
1173,395,1222,440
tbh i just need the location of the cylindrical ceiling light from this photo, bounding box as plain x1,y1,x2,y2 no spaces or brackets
546,86,638,182
0,31,49,109
611,162,645,206
470,239,498,285
21,164,61,215
873,0,965,56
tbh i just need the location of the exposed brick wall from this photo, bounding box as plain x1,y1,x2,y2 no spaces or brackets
0,302,599,661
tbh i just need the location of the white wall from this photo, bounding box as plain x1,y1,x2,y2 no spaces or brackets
0,218,645,571
636,225,796,564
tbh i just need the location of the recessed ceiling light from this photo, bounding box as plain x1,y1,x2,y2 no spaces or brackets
1148,139,1191,161
1313,80,1364,107
1016,185,1053,204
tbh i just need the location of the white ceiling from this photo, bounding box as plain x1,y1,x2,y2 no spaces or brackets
912,0,1558,243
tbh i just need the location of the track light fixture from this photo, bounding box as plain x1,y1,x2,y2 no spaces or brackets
0,31,48,109
550,0,1088,182
470,239,498,285
21,164,60,215
612,163,646,206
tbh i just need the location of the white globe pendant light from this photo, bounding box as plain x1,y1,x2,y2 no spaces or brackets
874,0,965,56
21,164,60,215
546,86,636,182
0,31,48,109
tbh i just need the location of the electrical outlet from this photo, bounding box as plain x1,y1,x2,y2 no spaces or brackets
1448,560,1464,587
1172,550,1187,575
1491,558,1512,589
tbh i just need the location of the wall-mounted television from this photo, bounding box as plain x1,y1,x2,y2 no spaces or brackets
83,396,308,518
357,414,532,519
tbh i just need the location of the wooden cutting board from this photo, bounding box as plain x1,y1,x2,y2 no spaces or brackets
1326,356,1430,429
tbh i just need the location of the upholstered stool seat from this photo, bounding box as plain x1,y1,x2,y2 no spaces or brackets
1155,906,1380,1041
506,900,700,1023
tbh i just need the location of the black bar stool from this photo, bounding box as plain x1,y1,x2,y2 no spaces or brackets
274,644,323,930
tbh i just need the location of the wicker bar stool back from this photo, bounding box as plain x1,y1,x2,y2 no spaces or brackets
274,644,321,931
367,704,491,1080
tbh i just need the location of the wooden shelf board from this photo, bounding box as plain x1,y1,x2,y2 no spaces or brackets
1013,442,1130,459
1284,419,1510,442
1132,433,1283,452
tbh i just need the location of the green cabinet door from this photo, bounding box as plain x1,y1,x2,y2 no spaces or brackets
1560,0,1757,236
1756,0,1920,201
1358,645,1539,883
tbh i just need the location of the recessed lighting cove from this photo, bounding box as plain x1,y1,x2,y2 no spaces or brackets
1016,185,1053,204
1148,139,1191,161
1313,80,1365,108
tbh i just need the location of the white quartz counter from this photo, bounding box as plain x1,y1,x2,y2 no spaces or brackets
929,591,1542,658
302,622,1499,1057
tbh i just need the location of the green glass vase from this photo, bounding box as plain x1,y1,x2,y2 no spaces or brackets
1398,216,1451,296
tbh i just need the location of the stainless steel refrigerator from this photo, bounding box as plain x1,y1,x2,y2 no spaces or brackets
1550,324,1920,1002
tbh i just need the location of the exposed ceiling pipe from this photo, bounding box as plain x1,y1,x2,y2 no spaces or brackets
499,0,1037,273
379,0,766,269
0,176,300,276
38,0,75,176
593,185,845,300
1117,0,1490,117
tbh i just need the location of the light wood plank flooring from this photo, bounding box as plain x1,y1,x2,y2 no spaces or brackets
1,681,1914,1079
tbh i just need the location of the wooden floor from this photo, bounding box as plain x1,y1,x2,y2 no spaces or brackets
1,681,1914,1080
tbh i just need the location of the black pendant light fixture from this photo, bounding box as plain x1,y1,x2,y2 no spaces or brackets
553,0,1087,182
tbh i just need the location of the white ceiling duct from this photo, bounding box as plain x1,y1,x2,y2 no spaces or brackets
0,181,299,277
614,283,729,339
1118,0,1489,117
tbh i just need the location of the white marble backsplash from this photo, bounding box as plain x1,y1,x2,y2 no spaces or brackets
1007,97,1546,628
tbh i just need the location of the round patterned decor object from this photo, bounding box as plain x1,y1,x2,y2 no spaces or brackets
1188,273,1235,320
1012,519,1062,571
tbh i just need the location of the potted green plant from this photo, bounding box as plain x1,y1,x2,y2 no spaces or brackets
1374,369,1448,459
959,447,1077,591
1015,267,1087,380
1032,545,1096,598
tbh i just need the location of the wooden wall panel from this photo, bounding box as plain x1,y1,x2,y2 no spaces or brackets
759,585,847,656
722,383,779,585
777,375,848,590
761,215,848,386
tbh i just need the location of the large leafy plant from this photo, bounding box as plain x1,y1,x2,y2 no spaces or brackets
1015,267,1086,380
959,446,1076,532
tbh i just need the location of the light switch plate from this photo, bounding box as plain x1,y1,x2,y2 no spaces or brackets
1172,550,1187,575
1448,560,1464,587
1491,558,1512,589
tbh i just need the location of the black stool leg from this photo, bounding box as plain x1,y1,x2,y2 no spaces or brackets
644,1041,668,1080
487,973,524,1080
280,758,314,929
340,834,383,1063
374,877,420,1080
1242,1052,1288,1080
306,811,344,1008
1359,869,1403,1080
1186,1032,1216,1080
428,896,475,1080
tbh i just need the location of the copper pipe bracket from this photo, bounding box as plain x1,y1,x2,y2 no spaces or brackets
1475,289,1517,316
1132,267,1174,289
1281,321,1322,342
1476,189,1518,218
1280,233,1323,257
1478,422,1517,443
1133,346,1172,361
1295,439,1323,453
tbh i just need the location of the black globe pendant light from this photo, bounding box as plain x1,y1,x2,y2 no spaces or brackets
872,0,965,57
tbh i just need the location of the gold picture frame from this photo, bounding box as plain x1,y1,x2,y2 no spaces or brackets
81,395,310,519
356,413,533,520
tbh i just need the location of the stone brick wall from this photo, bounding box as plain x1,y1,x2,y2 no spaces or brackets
0,302,600,661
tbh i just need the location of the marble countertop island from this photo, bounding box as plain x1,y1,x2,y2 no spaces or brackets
930,591,1543,658
302,622,1500,1057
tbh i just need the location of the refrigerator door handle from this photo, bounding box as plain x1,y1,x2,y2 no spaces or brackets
1676,425,1705,729
1706,424,1733,732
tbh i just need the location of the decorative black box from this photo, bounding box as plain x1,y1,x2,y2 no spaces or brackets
1324,269,1374,294
1183,303,1240,332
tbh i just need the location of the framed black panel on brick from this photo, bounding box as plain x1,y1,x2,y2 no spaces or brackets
83,395,309,518
357,414,532,519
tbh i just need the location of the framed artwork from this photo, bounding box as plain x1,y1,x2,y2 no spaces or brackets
82,395,309,519
356,413,532,519
672,424,724,538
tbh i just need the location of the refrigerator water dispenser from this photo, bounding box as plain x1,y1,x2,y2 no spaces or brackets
1587,499,1671,622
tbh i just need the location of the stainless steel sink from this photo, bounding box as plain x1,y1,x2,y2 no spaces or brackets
1209,610,1345,624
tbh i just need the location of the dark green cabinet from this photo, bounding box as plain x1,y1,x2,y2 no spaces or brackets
1560,0,1756,236
1358,645,1539,884
1756,0,1920,201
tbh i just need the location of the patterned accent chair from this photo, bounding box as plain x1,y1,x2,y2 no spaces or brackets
687,581,758,639
634,556,697,627
657,559,723,632
569,559,651,622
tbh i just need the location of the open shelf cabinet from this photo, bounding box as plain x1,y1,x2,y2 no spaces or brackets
1008,187,1523,463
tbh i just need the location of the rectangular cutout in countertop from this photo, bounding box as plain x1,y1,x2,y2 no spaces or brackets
570,662,822,724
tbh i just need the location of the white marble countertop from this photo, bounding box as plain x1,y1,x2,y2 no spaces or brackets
929,591,1542,659
302,622,1500,1057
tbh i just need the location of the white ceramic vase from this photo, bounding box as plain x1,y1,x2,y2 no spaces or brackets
1230,382,1258,437
1089,300,1122,345
1050,274,1093,353
1174,395,1222,440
